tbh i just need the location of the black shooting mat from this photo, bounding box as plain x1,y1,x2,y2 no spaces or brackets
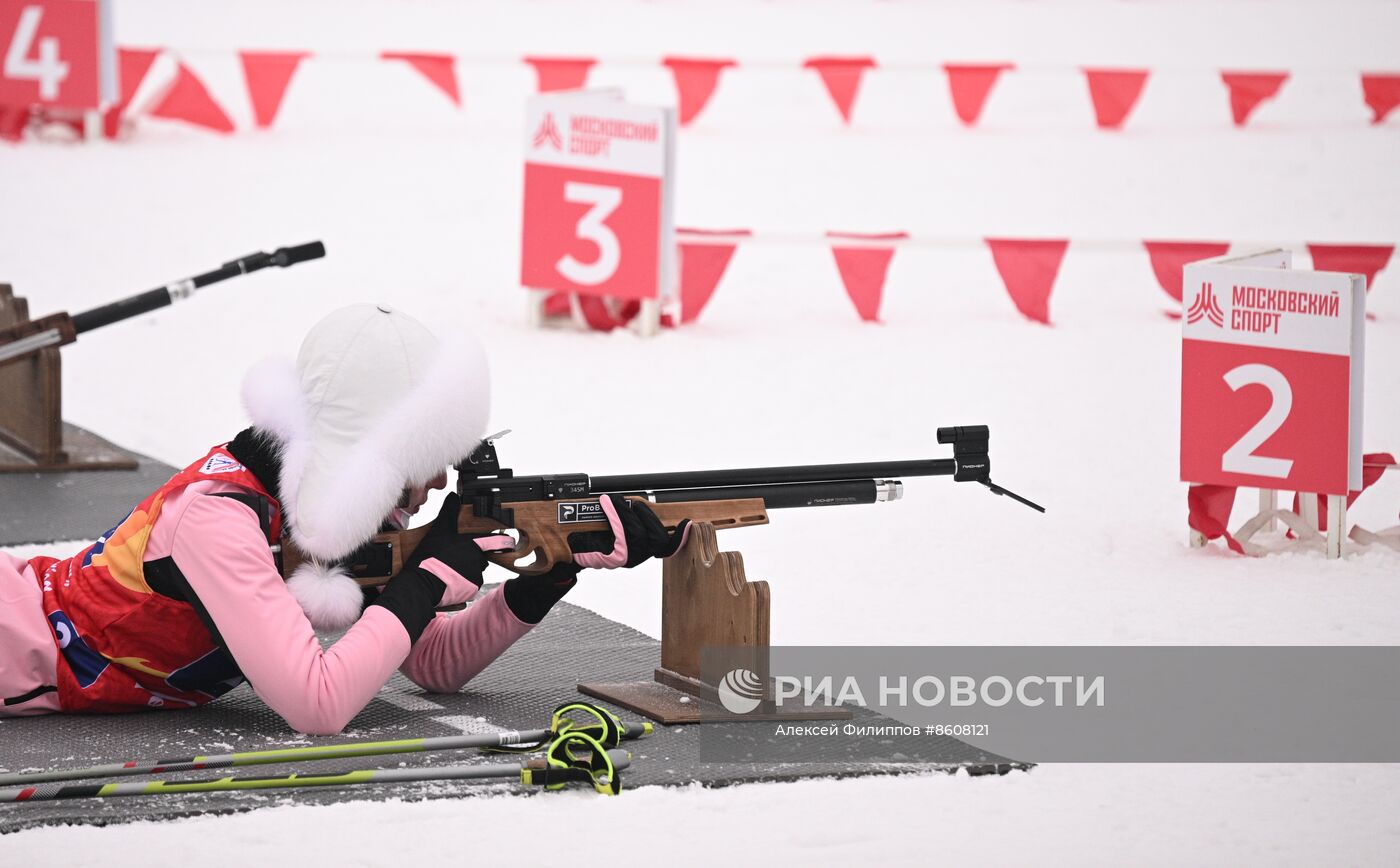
0,430,177,548
0,597,1029,833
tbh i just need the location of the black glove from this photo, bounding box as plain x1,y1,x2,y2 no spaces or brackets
568,494,691,569
503,562,581,625
403,493,489,585
370,493,488,643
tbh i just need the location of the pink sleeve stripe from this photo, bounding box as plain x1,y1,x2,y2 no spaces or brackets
571,496,629,569
473,535,516,552
417,557,479,607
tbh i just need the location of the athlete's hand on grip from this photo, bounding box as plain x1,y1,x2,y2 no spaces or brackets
567,494,691,569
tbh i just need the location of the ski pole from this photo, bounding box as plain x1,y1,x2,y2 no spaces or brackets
0,702,649,787
1,735,632,802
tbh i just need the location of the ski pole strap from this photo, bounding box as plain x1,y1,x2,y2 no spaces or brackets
519,731,628,795
491,702,651,754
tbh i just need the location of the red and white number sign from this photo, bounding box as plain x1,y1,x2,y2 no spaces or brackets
0,0,114,110
521,92,675,302
1181,250,1366,496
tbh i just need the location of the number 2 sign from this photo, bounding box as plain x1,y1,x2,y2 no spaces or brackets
0,0,115,110
520,92,676,308
1180,250,1366,497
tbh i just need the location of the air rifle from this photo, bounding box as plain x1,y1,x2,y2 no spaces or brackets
0,241,326,368
297,424,1044,585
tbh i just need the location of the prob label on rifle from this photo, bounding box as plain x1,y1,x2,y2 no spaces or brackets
557,501,606,524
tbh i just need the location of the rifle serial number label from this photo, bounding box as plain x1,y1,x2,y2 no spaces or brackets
557,501,605,524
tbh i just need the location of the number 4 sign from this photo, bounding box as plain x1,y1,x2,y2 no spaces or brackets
0,0,115,111
520,90,676,336
1181,249,1366,549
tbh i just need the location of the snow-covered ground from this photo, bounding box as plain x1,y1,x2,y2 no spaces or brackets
2,1,1398,864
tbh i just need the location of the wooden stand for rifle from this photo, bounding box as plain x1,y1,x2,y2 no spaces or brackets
578,521,852,724
0,284,136,473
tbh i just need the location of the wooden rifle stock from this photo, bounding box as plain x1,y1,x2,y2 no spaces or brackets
281,496,769,586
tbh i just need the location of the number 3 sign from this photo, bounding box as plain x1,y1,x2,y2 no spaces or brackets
1180,249,1366,497
520,91,676,330
0,0,115,110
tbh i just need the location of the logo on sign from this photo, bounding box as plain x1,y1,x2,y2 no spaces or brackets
532,113,563,150
1186,282,1225,327
557,501,605,524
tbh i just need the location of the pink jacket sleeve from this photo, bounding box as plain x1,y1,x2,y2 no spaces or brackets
165,492,411,735
399,586,535,694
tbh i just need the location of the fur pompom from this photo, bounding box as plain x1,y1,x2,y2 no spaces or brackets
285,562,364,632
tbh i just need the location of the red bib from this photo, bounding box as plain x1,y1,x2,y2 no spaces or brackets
29,445,282,713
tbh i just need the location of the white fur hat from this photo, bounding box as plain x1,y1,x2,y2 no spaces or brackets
242,304,490,629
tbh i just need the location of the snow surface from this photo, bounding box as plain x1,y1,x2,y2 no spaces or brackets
2,0,1399,864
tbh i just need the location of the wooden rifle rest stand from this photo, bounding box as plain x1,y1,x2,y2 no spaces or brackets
0,284,136,473
578,521,852,724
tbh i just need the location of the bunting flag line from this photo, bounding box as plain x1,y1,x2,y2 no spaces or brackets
827,232,908,322
148,62,235,133
239,51,311,129
677,228,750,322
664,57,736,126
804,56,877,123
1220,72,1288,127
1143,241,1232,303
532,233,1389,330
984,238,1069,325
1360,73,1400,124
943,63,1012,127
381,52,461,106
9,46,1395,140
1189,454,1397,556
1306,244,1396,292
1083,68,1150,130
525,57,596,93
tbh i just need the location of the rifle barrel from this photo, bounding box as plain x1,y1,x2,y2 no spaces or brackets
590,459,953,494
617,478,903,510
69,241,325,335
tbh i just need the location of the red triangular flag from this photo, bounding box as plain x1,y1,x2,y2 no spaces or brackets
1307,243,1395,292
804,57,876,123
1188,484,1246,555
985,238,1069,324
1143,241,1231,303
103,47,162,137
239,51,310,129
524,57,596,93
0,105,30,141
1291,454,1397,532
541,292,624,331
148,62,235,133
1361,74,1400,125
663,57,735,126
543,292,572,317
943,63,1012,126
677,229,750,322
827,232,907,321
1082,68,1149,130
382,52,460,106
1220,72,1288,126
575,295,623,331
